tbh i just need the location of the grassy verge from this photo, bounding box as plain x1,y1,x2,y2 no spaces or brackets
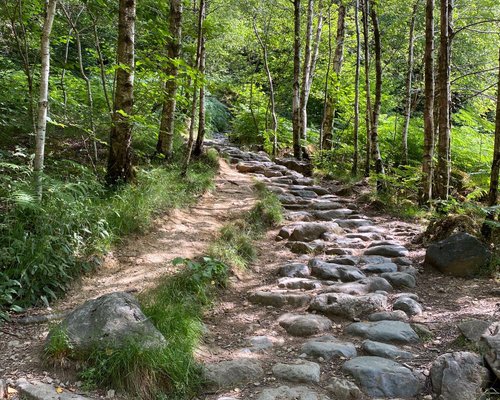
0,150,219,320
208,181,284,269
46,181,284,399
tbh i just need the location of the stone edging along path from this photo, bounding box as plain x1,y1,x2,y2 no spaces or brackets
199,140,499,400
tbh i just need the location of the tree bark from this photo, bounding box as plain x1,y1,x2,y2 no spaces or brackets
401,0,420,165
361,0,372,177
182,0,205,173
421,0,435,203
193,0,208,157
292,0,302,159
488,47,500,206
321,4,346,150
106,0,136,185
435,0,453,199
156,0,183,160
33,0,57,199
352,0,361,175
253,16,278,156
299,0,314,142
370,0,385,190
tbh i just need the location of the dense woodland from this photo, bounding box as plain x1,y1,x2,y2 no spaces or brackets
1,0,500,316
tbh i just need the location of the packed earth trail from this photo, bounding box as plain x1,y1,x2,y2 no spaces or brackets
1,139,500,400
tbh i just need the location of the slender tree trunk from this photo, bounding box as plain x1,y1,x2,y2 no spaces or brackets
193,1,207,157
91,17,112,115
60,27,72,120
435,0,453,199
253,17,278,156
421,0,435,203
183,0,205,173
361,0,372,177
370,0,385,190
299,0,314,143
319,5,332,151
401,0,420,165
488,47,500,206
321,4,346,150
156,0,183,160
106,0,136,185
292,0,302,159
33,0,57,199
352,0,361,175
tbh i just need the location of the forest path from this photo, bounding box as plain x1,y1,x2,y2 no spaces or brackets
1,141,499,400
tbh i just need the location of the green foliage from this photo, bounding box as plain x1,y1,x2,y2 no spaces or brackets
0,158,217,320
44,325,73,364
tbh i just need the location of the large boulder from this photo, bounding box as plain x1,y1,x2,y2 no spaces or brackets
425,232,491,277
48,292,166,356
430,352,490,400
343,356,425,398
480,323,500,380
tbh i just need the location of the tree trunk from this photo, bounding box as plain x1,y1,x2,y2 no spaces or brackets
193,0,208,157
435,0,453,199
401,0,420,165
370,0,385,190
33,0,57,199
90,15,113,115
361,0,372,177
292,0,302,159
253,16,278,156
421,0,435,203
321,4,346,150
182,0,205,173
106,0,136,185
352,0,361,175
299,0,314,142
156,0,183,160
488,47,500,206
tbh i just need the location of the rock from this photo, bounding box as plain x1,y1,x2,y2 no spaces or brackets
278,263,310,278
277,226,295,240
0,380,6,399
276,158,313,176
203,359,264,389
458,319,492,342
49,292,166,356
425,232,491,277
368,310,409,322
325,247,353,256
286,211,315,222
335,219,373,229
15,379,92,400
479,323,500,380
314,209,353,220
290,190,318,199
286,241,321,254
257,385,330,400
272,360,321,383
309,293,387,319
310,201,345,211
278,313,332,337
236,162,266,173
395,292,419,301
430,352,490,400
327,256,359,266
412,323,433,339
248,291,311,308
362,340,414,360
301,336,357,360
343,356,424,398
398,265,419,276
362,276,393,292
362,262,398,273
278,277,322,290
326,378,363,400
364,245,409,257
309,260,366,282
345,321,419,344
360,255,392,265
393,257,413,266
247,336,284,352
381,272,416,289
393,297,423,317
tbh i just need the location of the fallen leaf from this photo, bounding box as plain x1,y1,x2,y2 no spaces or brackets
56,387,63,394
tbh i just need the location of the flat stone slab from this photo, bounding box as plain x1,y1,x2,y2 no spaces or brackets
278,263,310,278
246,336,284,352
248,291,311,308
345,321,420,344
362,262,398,273
257,385,331,400
272,361,321,383
16,379,93,400
362,340,414,360
310,293,387,319
301,336,357,360
368,310,409,322
278,277,322,290
364,245,409,257
458,319,492,342
343,356,424,398
313,209,353,220
278,313,332,337
203,359,264,388
309,260,366,282
335,219,373,229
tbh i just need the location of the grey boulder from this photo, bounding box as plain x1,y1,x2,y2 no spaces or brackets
278,313,332,337
362,340,414,360
364,245,409,257
393,296,423,317
203,358,264,388
272,360,321,383
309,293,387,319
301,336,357,360
425,232,491,277
345,321,419,344
257,385,330,400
